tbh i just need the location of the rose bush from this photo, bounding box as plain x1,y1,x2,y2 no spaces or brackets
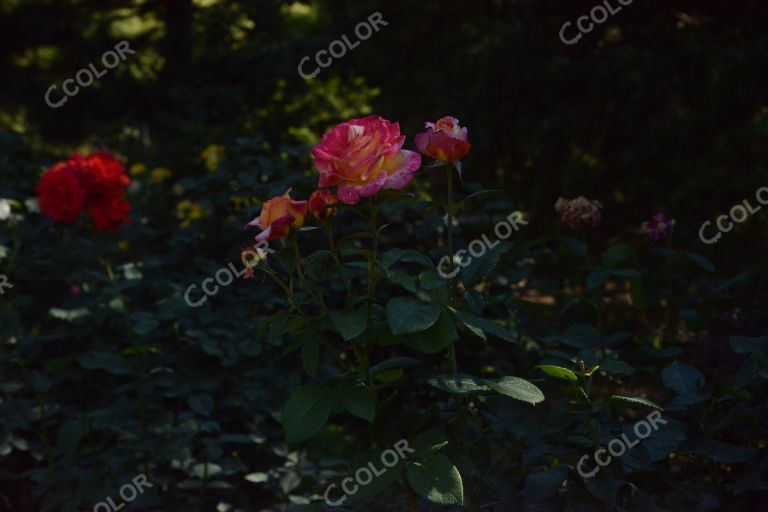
2,3,768,508
4,103,767,510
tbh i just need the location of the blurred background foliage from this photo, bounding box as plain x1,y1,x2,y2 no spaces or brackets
1,0,768,510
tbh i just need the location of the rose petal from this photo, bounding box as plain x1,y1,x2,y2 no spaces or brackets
382,150,422,191
337,171,388,204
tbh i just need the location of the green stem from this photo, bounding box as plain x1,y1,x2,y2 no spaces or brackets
326,224,351,295
267,267,350,374
367,197,379,321
576,364,599,449
196,420,207,511
361,197,379,386
326,224,342,267
580,229,590,270
321,340,353,373
446,166,455,260
445,166,458,373
265,270,305,315
105,260,150,474
15,355,59,493
353,344,371,386
292,238,329,312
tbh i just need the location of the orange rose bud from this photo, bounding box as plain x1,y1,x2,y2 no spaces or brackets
245,188,308,242
308,189,338,221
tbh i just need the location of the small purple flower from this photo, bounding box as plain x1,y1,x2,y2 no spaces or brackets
640,213,675,244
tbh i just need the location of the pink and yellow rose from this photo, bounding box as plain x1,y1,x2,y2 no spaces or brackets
246,188,308,242
415,116,471,165
311,116,422,205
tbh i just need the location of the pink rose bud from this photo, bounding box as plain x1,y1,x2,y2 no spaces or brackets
311,116,422,205
415,116,471,164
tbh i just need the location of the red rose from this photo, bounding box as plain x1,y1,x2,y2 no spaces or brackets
76,152,131,206
36,152,132,231
36,163,86,223
87,198,131,232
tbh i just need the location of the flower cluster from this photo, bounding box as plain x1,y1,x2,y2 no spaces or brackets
246,115,471,244
247,116,470,245
554,196,603,230
37,152,131,232
640,213,675,244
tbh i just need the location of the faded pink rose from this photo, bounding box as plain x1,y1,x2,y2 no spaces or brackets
311,116,422,205
246,188,308,242
415,116,471,165
554,196,603,230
